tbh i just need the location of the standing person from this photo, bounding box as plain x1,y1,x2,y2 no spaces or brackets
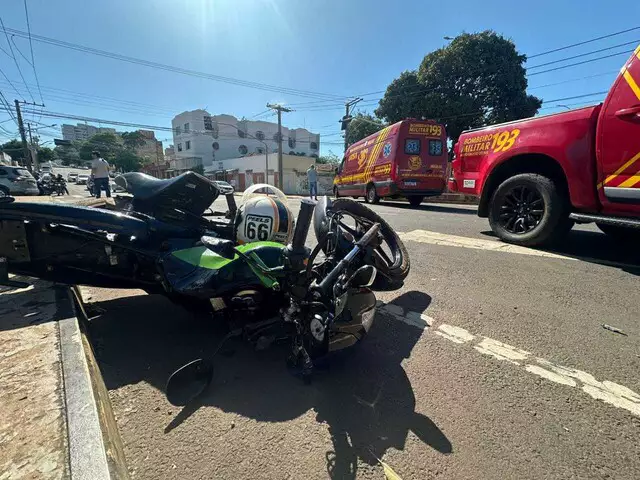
91,151,111,198
307,164,318,201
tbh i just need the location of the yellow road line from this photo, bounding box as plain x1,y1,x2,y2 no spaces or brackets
623,69,640,101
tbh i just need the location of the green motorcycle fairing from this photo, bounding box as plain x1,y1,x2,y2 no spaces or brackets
162,241,286,299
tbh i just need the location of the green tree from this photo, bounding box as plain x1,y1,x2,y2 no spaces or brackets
113,150,143,172
78,133,122,162
54,144,80,166
121,131,146,150
189,164,205,175
0,139,27,164
37,147,56,163
375,31,542,142
345,113,385,147
317,152,341,164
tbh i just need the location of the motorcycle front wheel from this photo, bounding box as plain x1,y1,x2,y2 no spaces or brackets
328,198,410,290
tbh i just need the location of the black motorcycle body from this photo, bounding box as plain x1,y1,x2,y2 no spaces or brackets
0,171,408,384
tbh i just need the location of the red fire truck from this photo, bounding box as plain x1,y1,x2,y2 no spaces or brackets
334,119,448,206
449,45,640,247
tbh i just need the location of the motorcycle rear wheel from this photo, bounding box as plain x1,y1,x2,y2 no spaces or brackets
329,198,410,290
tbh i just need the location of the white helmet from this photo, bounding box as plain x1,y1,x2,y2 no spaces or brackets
236,193,294,245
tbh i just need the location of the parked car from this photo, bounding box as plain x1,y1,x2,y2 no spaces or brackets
0,166,39,197
213,180,235,195
67,172,78,183
76,173,89,185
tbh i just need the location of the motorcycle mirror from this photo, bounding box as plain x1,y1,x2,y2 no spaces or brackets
165,359,213,406
347,265,377,288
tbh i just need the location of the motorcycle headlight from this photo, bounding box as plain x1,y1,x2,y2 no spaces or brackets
361,306,376,332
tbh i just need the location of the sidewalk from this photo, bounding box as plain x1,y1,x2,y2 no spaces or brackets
0,197,125,480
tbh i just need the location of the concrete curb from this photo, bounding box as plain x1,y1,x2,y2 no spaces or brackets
56,286,129,480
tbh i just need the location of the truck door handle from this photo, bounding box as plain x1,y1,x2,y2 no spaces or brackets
615,104,640,120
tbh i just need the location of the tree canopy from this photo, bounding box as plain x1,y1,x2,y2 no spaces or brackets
375,31,541,142
1,139,57,166
345,113,385,147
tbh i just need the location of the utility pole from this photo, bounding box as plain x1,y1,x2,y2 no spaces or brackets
267,103,293,189
340,98,362,152
26,123,39,171
14,100,31,171
14,100,45,172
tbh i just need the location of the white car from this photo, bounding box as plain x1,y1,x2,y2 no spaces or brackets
76,174,89,185
67,172,78,183
213,180,234,195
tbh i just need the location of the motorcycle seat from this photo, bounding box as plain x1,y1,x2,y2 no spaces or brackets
115,172,182,201
116,171,219,217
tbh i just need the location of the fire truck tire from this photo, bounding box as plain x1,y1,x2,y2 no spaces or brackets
596,223,640,243
365,184,380,204
408,196,424,207
488,173,570,247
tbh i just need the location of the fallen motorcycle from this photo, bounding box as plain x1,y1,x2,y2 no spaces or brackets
0,172,409,403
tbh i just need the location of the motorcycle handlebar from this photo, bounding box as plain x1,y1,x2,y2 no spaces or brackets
291,199,315,251
315,222,380,296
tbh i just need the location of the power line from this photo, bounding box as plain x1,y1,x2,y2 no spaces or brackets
527,40,639,69
528,26,640,59
21,0,45,107
1,26,348,101
0,17,34,101
528,50,634,76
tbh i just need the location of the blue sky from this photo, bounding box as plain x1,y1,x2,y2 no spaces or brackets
0,0,638,156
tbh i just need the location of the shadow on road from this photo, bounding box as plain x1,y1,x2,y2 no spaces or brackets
369,200,478,216
480,229,640,275
89,290,451,479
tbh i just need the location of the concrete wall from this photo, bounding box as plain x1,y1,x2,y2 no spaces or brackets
203,153,334,195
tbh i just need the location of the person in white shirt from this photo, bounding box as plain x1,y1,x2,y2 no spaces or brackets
91,151,111,198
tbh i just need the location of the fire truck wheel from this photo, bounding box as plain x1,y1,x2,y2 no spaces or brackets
365,184,380,204
489,173,570,247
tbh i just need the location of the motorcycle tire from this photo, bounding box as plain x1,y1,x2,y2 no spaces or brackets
330,198,410,290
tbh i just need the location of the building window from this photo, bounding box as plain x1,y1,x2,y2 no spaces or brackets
272,132,281,142
203,116,213,130
310,141,318,150
175,126,181,136
212,142,219,150
238,129,246,138
186,141,191,150
288,137,296,149
255,131,265,141
184,123,190,133
177,143,182,152
256,147,264,154
238,145,248,155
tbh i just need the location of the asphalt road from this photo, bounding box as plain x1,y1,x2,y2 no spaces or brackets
82,196,640,480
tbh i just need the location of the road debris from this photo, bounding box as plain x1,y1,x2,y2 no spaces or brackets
601,324,628,336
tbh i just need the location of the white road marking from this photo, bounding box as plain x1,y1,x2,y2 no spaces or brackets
400,229,574,260
435,324,475,344
377,303,640,417
474,337,531,364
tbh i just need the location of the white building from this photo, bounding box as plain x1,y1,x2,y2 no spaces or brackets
203,153,334,196
170,110,320,170
61,124,116,141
